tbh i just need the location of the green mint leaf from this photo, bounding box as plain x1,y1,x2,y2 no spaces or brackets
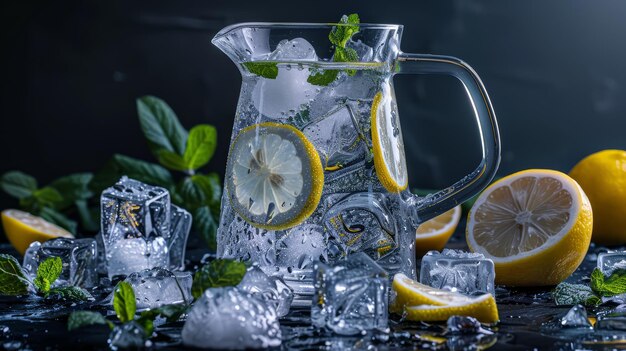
1,171,37,199
193,173,222,209
34,256,62,294
328,13,360,47
591,268,626,296
307,69,339,86
183,125,217,171
39,207,78,234
113,281,136,323
191,259,246,299
49,173,94,210
32,187,64,207
193,206,217,251
135,316,154,337
90,154,174,194
46,286,94,303
137,303,189,335
156,150,189,172
334,47,359,76
176,177,205,209
68,311,113,331
137,95,189,157
243,62,279,79
553,282,601,306
0,254,30,296
75,199,99,232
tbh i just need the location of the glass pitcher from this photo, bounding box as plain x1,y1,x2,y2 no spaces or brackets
212,21,500,302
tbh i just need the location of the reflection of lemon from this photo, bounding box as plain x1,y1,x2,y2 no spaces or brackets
466,169,593,286
371,90,408,193
415,205,461,258
390,273,499,323
569,149,626,245
1,209,74,255
226,122,323,230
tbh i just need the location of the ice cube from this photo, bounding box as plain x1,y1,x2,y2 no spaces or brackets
597,251,626,276
168,205,192,271
94,232,108,275
22,238,98,288
108,321,147,351
312,253,389,335
181,287,281,349
560,305,592,328
346,39,374,62
251,38,318,119
237,266,294,317
420,249,495,296
120,267,193,310
106,237,169,279
595,309,626,331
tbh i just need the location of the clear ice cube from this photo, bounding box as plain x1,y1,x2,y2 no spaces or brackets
182,287,282,349
560,305,592,328
419,249,495,296
237,266,294,317
269,38,318,61
108,321,147,351
597,251,626,276
22,238,98,288
595,309,626,331
312,252,389,335
120,267,193,310
168,205,192,271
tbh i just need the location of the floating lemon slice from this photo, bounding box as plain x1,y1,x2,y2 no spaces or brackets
1,209,74,255
390,273,499,323
415,205,461,257
226,122,324,230
371,89,408,193
466,169,593,286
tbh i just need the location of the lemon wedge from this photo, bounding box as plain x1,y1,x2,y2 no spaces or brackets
1,209,74,255
415,205,461,257
466,169,593,286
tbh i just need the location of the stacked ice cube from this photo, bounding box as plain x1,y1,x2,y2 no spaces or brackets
419,249,495,296
100,176,191,278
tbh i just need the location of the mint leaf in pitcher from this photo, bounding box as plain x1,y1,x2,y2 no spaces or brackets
328,13,361,47
243,62,279,79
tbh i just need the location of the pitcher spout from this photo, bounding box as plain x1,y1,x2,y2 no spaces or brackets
211,23,273,64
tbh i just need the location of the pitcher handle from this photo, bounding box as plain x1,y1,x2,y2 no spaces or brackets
395,53,501,223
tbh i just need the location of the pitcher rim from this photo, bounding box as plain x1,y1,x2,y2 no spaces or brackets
213,22,403,41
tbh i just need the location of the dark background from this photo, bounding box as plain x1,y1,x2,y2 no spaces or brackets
2,0,626,238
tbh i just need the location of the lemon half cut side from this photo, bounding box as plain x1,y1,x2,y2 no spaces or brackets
225,122,324,230
415,205,462,257
1,209,74,255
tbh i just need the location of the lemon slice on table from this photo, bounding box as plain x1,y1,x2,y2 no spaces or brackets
415,205,462,257
466,169,593,286
226,122,324,230
371,90,408,193
1,209,74,255
404,294,499,324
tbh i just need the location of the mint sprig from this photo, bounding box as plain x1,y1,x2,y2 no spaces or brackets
554,268,626,306
591,268,626,296
0,254,30,296
191,259,247,299
34,257,62,294
553,282,601,306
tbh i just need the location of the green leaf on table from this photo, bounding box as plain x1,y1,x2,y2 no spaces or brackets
32,187,64,207
34,256,62,294
68,311,114,331
156,150,189,172
328,13,360,47
0,254,30,296
591,268,626,297
243,62,278,79
191,259,246,299
553,282,601,306
307,69,339,86
113,281,136,323
39,207,77,234
90,154,174,194
137,303,189,335
49,173,94,210
0,171,37,199
183,125,217,171
193,206,217,251
137,95,189,157
46,286,94,303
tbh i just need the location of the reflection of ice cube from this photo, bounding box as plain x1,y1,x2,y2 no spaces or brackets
169,205,192,271
276,224,327,271
222,216,276,268
108,321,147,351
312,253,389,335
23,238,98,288
597,251,626,276
182,287,282,349
120,267,192,310
238,266,293,317
560,304,592,328
420,249,495,296
106,237,169,279
252,38,318,119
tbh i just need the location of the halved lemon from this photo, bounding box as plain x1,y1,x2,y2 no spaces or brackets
390,273,499,323
1,209,74,255
371,89,408,193
466,169,593,286
415,205,461,257
225,122,324,230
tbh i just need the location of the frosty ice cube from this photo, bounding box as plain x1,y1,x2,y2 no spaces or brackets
168,205,192,271
182,287,281,349
312,252,389,335
108,321,147,351
419,249,495,296
121,267,192,310
560,304,592,328
101,177,171,278
22,238,98,288
597,251,626,276
237,266,294,317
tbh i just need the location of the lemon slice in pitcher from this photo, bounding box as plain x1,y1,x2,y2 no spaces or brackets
371,90,408,193
226,122,324,230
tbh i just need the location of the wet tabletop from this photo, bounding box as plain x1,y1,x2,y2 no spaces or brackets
0,223,621,351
